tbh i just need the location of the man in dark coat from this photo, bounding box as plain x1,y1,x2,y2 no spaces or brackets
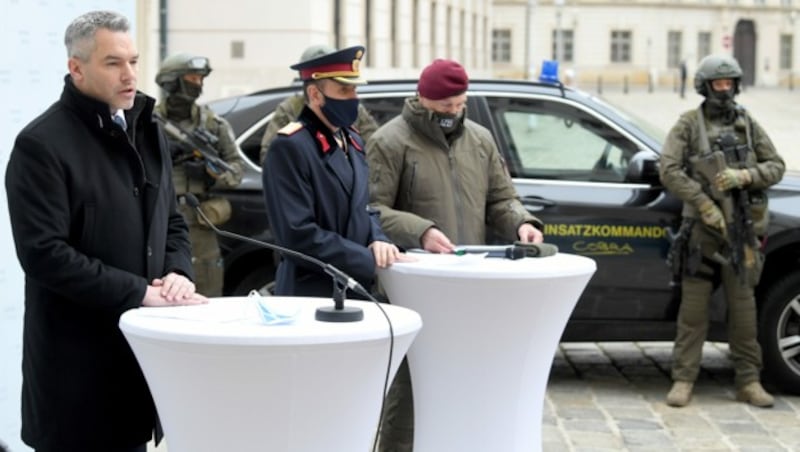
5,11,206,452
262,45,407,298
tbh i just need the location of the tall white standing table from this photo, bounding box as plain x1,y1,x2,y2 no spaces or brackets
378,253,596,452
119,297,422,452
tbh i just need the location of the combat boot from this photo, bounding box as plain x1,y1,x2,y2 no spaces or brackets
666,381,693,407
736,381,774,408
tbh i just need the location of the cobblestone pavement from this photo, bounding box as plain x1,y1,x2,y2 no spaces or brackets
544,342,800,452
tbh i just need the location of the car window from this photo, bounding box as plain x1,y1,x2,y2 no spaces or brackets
241,122,268,164
360,95,408,126
487,96,640,183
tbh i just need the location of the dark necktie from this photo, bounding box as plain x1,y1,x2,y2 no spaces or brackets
113,114,127,130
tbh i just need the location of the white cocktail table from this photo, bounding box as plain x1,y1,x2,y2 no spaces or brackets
119,297,422,452
378,252,595,452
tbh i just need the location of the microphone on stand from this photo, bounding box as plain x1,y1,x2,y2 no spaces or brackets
455,242,559,260
182,193,365,322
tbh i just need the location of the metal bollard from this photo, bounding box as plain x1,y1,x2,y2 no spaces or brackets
597,76,603,95
623,75,628,94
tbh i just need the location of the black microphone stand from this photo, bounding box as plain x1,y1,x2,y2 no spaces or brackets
183,193,364,322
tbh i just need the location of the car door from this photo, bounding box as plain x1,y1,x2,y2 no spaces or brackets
482,93,680,321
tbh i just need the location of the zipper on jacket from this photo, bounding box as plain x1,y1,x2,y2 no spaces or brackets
448,149,466,243
407,161,418,211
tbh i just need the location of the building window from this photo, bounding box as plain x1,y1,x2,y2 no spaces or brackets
667,31,682,68
446,6,453,58
391,0,397,67
780,34,794,70
492,29,512,63
430,2,437,58
697,32,712,60
412,0,419,67
230,41,244,59
551,29,574,63
610,30,631,63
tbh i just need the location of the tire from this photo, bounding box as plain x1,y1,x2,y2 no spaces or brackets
228,265,276,296
758,270,800,395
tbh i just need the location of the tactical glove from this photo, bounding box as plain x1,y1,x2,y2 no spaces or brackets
698,199,726,235
714,168,751,192
215,169,241,187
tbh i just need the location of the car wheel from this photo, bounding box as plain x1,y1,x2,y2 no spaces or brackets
229,266,276,297
758,270,800,395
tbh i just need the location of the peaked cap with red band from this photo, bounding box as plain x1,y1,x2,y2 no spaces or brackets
290,45,367,85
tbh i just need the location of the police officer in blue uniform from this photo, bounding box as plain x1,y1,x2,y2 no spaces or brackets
262,45,407,297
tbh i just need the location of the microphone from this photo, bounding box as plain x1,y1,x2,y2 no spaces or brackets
512,241,559,258
182,193,365,322
456,242,559,260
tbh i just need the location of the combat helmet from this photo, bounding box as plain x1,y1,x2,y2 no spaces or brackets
694,54,743,96
155,53,212,94
290,44,336,84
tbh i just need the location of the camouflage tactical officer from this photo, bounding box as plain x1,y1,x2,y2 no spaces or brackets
259,44,378,164
155,53,245,296
659,54,785,408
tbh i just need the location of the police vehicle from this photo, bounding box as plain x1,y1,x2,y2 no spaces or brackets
206,69,800,394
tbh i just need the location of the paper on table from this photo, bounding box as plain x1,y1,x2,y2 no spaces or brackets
134,301,247,323
405,249,488,265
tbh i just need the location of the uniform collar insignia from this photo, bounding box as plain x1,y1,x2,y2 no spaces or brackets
315,130,331,153
346,130,363,152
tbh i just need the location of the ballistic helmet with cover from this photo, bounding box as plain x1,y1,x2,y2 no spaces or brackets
300,44,336,64
155,53,212,94
290,45,336,84
694,54,743,96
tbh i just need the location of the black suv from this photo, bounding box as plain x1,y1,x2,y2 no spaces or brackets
207,79,800,393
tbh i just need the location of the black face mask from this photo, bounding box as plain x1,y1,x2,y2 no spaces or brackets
706,86,737,120
430,111,463,135
321,95,360,128
181,80,203,101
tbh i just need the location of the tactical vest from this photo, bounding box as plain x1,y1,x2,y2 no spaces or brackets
683,107,769,235
161,104,225,196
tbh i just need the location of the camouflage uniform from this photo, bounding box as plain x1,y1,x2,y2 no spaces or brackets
156,54,245,296
659,55,785,394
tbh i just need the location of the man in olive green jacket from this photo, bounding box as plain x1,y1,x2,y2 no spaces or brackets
368,59,542,253
367,58,544,452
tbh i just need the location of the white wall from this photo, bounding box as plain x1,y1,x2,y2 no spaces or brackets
0,2,135,450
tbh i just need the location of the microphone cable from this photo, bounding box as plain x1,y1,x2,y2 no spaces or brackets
365,290,395,452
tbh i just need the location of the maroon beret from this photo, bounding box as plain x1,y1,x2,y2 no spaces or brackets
417,59,469,100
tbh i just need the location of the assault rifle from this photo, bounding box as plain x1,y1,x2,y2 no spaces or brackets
153,113,234,174
690,133,756,280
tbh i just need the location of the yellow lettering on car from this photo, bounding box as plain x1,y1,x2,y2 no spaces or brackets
573,241,635,256
544,223,667,239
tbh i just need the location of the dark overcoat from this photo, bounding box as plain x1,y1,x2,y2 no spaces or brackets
262,106,387,297
5,76,193,450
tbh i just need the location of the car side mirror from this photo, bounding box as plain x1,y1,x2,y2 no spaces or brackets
625,151,661,185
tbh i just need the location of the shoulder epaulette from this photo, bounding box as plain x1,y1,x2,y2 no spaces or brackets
278,121,304,136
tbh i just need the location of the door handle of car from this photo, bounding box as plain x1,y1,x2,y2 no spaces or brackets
521,196,556,211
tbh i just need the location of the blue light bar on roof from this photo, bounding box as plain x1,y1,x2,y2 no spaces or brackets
539,60,560,84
